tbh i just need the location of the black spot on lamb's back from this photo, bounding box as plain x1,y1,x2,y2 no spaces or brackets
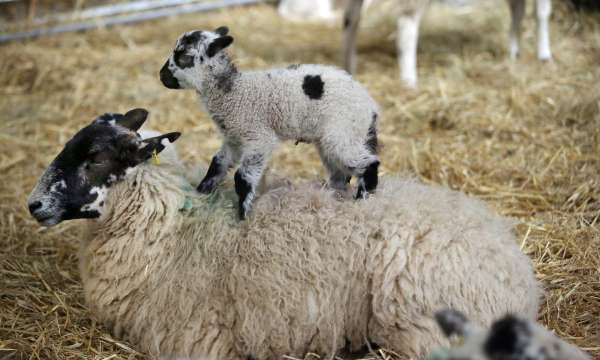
287,64,300,70
302,75,324,100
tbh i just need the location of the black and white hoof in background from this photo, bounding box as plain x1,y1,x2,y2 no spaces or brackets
355,160,379,200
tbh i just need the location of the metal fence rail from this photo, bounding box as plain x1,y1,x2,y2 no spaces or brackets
0,0,265,43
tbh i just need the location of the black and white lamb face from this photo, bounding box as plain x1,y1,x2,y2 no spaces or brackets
27,109,180,227
159,26,233,89
432,309,590,360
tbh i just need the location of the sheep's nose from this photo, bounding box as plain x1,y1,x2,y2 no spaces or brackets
28,200,42,215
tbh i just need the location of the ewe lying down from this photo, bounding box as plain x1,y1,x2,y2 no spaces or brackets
28,110,541,360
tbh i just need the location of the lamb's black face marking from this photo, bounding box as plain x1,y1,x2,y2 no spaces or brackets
27,109,180,227
160,61,181,89
484,315,531,357
302,75,324,100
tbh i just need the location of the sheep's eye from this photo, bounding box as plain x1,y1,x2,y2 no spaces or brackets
87,153,107,168
174,51,195,68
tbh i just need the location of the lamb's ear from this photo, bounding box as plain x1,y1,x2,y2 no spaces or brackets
215,26,229,36
435,309,469,337
207,35,233,58
137,132,181,161
117,108,149,131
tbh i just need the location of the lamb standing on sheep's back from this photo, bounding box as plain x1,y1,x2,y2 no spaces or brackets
159,26,380,219
28,110,541,360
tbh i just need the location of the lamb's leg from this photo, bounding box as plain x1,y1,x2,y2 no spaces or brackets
234,151,271,220
397,7,425,88
343,0,364,74
507,0,526,59
317,146,351,192
355,159,379,200
536,0,552,60
197,143,238,194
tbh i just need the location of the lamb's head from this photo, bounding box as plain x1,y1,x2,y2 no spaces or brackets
160,26,234,89
431,309,590,360
27,108,180,227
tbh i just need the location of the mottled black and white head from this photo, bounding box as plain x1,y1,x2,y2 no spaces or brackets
431,309,590,360
160,26,234,89
27,109,181,227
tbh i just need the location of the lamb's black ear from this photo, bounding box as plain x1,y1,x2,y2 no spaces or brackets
137,132,181,161
207,35,233,58
215,26,229,36
435,309,469,337
117,108,149,131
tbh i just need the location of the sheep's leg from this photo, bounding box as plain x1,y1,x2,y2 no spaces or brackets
507,0,526,59
536,0,552,60
343,0,364,73
234,151,270,220
317,146,351,192
197,143,238,194
397,7,424,88
355,159,379,200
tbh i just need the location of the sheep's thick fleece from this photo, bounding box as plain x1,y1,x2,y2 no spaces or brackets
80,161,541,360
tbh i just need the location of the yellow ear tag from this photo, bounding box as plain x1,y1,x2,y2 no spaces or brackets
151,149,160,165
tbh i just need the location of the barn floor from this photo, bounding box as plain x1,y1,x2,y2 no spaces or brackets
0,1,599,359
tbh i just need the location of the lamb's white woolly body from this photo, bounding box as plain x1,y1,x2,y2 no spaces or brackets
79,159,541,360
198,63,378,163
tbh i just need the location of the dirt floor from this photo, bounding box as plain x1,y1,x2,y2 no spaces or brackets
0,1,599,359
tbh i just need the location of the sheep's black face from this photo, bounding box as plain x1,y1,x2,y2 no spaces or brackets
27,109,181,227
160,26,233,90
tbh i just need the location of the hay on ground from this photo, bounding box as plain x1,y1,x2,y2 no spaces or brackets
0,1,599,359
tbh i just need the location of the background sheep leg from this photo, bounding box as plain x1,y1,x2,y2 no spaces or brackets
234,148,272,220
343,0,364,73
397,8,425,88
536,0,552,60
197,143,239,193
507,0,526,59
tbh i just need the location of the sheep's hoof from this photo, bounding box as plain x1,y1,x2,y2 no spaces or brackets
238,206,247,221
197,178,218,194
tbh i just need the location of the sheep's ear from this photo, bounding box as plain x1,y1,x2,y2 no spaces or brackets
435,309,469,337
207,35,233,58
117,108,149,131
215,26,229,36
137,132,181,162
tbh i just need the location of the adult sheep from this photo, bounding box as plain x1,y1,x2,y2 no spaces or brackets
27,109,541,360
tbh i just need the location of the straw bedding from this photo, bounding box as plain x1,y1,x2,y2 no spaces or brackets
0,1,598,359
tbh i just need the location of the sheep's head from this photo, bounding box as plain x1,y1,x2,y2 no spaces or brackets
27,108,180,227
160,26,234,89
431,309,590,360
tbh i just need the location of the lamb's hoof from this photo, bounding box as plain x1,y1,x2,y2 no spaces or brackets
197,178,218,194
238,206,247,221
355,187,369,200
